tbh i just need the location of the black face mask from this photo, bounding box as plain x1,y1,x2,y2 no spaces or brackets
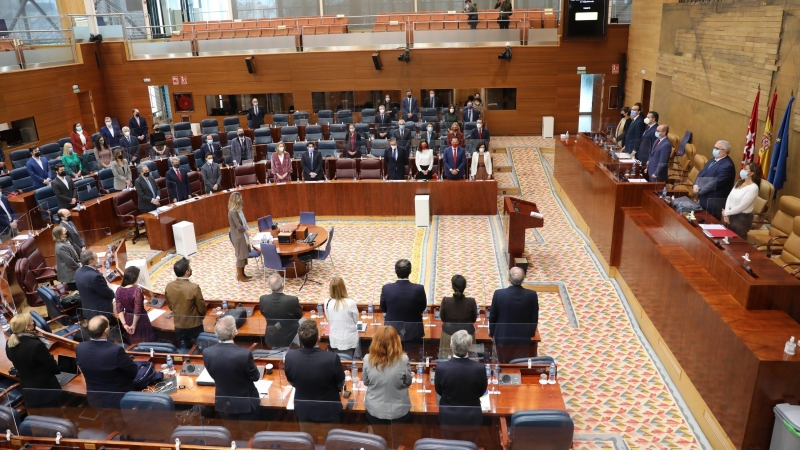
407,94,412,98
65,215,73,222
34,152,40,157
134,113,140,117
173,164,180,169
238,133,244,137
142,172,149,177
621,113,625,118
58,171,66,177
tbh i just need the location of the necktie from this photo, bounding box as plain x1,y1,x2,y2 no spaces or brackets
0,199,11,222
146,178,155,197
480,130,483,138
309,151,313,166
176,169,182,181
453,148,457,167
394,148,397,161
469,111,473,122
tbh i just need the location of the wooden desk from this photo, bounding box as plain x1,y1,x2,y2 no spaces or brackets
72,192,124,242
554,134,662,268
142,180,497,251
618,206,800,450
252,225,328,278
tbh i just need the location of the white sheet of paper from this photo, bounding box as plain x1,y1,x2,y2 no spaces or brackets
286,387,296,410
12,234,29,241
254,380,272,396
147,309,166,321
628,179,648,183
480,392,491,412
197,367,215,385
96,252,106,258
700,224,726,230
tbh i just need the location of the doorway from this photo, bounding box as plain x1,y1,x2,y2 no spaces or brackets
148,86,173,126
641,79,652,116
578,74,604,132
77,91,97,134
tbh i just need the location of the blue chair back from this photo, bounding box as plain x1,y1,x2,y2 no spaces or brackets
0,175,15,194
195,331,220,354
330,124,347,140
178,155,191,173
75,178,99,202
260,243,288,270
318,226,333,258
421,108,438,123
222,116,241,132
508,410,574,450
355,123,371,136
97,168,115,192
0,405,20,435
361,108,376,123
58,137,72,149
251,431,314,450
464,121,477,135
19,416,77,438
120,392,174,411
280,126,298,142
509,356,555,365
29,310,52,333
10,150,30,169
325,429,386,450
293,111,310,126
173,137,192,154
305,125,323,141
273,114,289,127
9,167,33,192
299,211,316,225
174,122,192,138
201,119,219,135
257,215,273,231
120,392,176,442
33,186,59,223
194,149,206,168
81,151,98,173
170,426,231,447
254,128,273,145
226,131,238,142
318,140,337,151
40,143,61,161
414,438,477,450
317,110,334,125
336,109,353,124
158,123,172,136
132,342,179,353
38,286,70,326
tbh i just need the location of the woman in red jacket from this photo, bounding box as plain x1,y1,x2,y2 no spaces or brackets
70,122,92,155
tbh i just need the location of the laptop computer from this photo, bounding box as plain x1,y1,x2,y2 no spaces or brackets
55,355,79,386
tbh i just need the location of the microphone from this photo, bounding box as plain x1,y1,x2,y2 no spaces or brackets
29,201,53,228
712,239,724,250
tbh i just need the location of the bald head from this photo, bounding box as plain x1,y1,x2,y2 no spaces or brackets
87,316,109,339
509,267,525,286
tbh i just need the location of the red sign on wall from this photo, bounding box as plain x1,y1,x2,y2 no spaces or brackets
180,76,188,85
172,76,179,85
612,64,620,74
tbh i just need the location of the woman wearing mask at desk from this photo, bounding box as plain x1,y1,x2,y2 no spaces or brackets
722,161,761,239
271,142,292,183
446,122,465,149
61,143,82,177
70,122,91,155
94,136,113,169
116,266,154,344
415,141,434,180
110,149,132,191
470,143,492,181
5,312,62,408
228,192,254,282
443,104,459,125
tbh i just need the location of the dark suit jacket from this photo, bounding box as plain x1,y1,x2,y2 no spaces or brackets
61,220,85,255
128,116,149,143
380,280,427,342
76,339,138,408
622,115,644,150
247,106,266,129
637,123,658,166
202,143,222,165
100,126,122,148
470,127,491,143
375,112,392,137
0,196,18,234
423,96,441,109
165,167,190,202
51,176,76,209
26,157,50,188
648,137,672,182
200,162,221,193
259,292,302,348
392,128,414,152
229,136,253,165
402,97,419,121
301,150,323,181
489,285,539,345
440,296,477,335
443,146,466,179
203,343,260,414
434,357,486,426
134,174,159,213
696,155,736,211
5,335,61,393
386,147,407,180
285,347,345,422
461,108,479,123
75,265,116,319
421,131,439,150
119,135,140,162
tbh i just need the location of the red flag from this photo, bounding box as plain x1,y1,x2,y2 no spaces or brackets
741,88,760,167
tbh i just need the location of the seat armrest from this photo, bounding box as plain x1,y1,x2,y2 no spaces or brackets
499,416,509,450
46,314,69,325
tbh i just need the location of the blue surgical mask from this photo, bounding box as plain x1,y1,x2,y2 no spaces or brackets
654,132,662,139
712,149,720,158
631,110,638,118
740,169,749,179
427,127,433,131
399,125,405,130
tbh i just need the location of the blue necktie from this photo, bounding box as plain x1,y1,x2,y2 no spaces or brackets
146,177,155,197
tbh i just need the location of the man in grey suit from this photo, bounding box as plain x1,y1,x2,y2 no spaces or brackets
229,128,253,165
134,164,160,213
393,119,414,153
57,209,85,255
259,274,303,349
200,152,221,194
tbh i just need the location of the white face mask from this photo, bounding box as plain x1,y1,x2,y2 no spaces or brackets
476,124,482,129
207,140,213,146
427,127,433,132
391,146,397,150
278,146,284,152
124,131,130,137
644,117,651,125
253,102,258,107
207,158,213,165
105,122,111,127
385,98,390,102
349,128,355,133
449,108,454,113
479,147,485,152
379,109,385,113
430,94,434,98
76,126,82,132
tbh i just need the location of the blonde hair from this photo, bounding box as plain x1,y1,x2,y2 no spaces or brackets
328,276,349,311
276,141,286,151
7,313,32,348
228,192,243,211
62,143,73,156
368,326,403,370
52,225,66,242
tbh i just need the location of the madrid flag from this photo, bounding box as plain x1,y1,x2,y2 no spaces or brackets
741,88,760,166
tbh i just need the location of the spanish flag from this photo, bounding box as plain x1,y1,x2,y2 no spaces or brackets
757,89,778,178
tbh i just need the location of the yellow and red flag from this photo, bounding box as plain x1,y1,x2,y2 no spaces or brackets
756,89,778,178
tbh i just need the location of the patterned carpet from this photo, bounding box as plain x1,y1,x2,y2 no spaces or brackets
144,136,707,450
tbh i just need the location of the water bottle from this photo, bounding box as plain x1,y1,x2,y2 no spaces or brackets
422,307,429,320
353,174,357,182
492,364,500,385
476,303,481,322
0,316,8,333
417,363,423,383
662,186,667,198
238,185,242,190
485,364,491,382
548,363,556,384
166,355,174,374
317,303,323,319
104,258,111,270
351,361,359,384
221,300,228,312
107,244,112,255
367,302,374,320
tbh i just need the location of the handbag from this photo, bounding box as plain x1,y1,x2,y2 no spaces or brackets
222,308,247,328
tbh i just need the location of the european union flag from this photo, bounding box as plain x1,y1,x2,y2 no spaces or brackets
768,96,795,192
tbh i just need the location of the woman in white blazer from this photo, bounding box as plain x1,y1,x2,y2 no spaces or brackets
470,143,492,180
323,276,359,356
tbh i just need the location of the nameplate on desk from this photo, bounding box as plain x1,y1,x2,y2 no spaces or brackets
628,179,648,183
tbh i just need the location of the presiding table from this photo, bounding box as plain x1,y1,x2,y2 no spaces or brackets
251,224,328,278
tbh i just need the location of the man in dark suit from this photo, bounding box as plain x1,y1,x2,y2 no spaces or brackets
634,111,658,168
200,153,222,193
229,127,253,165
201,136,222,165
284,320,345,424
134,164,160,213
693,140,736,219
421,123,439,152
0,194,18,240
443,138,466,180
343,125,367,158
621,102,644,152
401,89,419,122
260,274,303,348
489,267,539,363
380,259,427,358
423,90,441,109
25,146,51,189
393,119,414,154
462,102,478,123
203,315,261,428
76,316,138,409
386,138,407,180
120,127,140,164
435,330,487,443
51,165,77,210
247,98,266,129
128,109,148,144
75,250,116,320
165,157,190,202
58,209,85,255
470,119,491,147
100,117,121,148
648,124,672,182
301,143,323,181
375,104,393,140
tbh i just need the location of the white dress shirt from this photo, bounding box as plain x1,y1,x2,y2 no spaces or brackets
416,149,433,171
324,297,359,350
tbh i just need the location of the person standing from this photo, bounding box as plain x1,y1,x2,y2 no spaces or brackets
470,143,492,181
462,102,478,124
647,125,672,182
443,105,459,125
165,157,190,202
0,193,18,240
228,192,253,282
57,209,85,255
76,316,138,409
120,127,139,164
614,107,632,144
438,275,477,359
435,330,487,443
443,137,466,180
128,109,149,145
375,104,392,140
470,119,491,147
26,146,51,189
54,226,80,291
100,117,121,148
392,120,414,154
344,125,366,158
386,138,407,181
380,259,427,359
447,123,465,148
134,164,161,213
722,161,761,239
465,0,479,29
110,149,132,191
415,141,434,180
421,123,439,152
202,135,221,164
115,266,154,345
489,267,539,363
70,122,92,155
230,127,253,165
362,326,413,433
149,124,166,149
6,313,62,409
201,152,222,193
622,102,644,152
401,89,419,123
693,140,736,219
94,136,113,170
271,142,292,183
164,257,207,348
61,143,83,177
259,274,303,348
634,110,658,169
247,98,266,129
51,165,77,210
75,250,116,320
302,142,323,181
324,277,359,357
424,90,441,109
495,0,513,29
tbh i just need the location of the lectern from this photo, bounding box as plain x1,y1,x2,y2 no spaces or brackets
503,197,544,268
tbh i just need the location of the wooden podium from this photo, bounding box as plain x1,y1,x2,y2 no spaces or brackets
503,197,544,268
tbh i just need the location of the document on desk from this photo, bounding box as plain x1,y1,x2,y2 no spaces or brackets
700,224,727,230
254,380,272,396
480,392,491,412
627,179,648,183
147,309,166,322
286,387,296,410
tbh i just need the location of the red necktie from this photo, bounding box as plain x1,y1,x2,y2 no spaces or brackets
176,169,181,181
453,148,457,166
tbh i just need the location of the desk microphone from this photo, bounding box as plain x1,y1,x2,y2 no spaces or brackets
724,249,758,278
712,239,724,250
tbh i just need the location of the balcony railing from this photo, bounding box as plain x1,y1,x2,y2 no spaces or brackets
0,29,78,72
